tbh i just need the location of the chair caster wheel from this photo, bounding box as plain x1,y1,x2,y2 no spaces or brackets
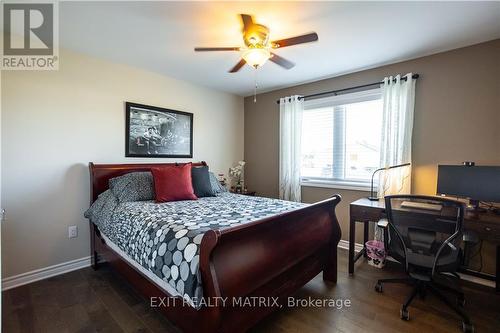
400,307,409,321
375,282,383,293
462,322,474,333
457,295,465,307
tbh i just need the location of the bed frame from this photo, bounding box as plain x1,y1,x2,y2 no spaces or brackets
89,162,342,333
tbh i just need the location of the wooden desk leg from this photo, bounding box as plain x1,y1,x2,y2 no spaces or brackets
363,222,369,258
496,245,499,292
349,216,355,275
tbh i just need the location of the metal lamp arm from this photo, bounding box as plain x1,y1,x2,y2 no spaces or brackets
370,167,386,199
368,163,410,201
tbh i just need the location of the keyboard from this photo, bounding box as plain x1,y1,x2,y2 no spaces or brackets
401,201,442,211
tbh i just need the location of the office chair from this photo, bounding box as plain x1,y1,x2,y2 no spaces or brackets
375,195,474,333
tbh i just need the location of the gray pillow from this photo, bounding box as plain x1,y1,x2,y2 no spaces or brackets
109,172,154,203
209,172,228,194
84,190,119,236
192,166,216,197
84,189,116,222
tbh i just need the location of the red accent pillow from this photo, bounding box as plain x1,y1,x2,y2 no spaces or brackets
151,164,198,202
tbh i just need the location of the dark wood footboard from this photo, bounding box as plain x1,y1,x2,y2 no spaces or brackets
199,196,342,332
88,163,342,333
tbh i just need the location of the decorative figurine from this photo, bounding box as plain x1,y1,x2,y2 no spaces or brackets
229,161,246,193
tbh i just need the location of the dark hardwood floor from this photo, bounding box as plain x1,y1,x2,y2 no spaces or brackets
3,249,500,333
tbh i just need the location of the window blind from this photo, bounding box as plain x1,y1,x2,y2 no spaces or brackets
301,89,383,184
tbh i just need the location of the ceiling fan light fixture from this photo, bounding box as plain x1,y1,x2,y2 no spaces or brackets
241,47,271,68
194,14,316,74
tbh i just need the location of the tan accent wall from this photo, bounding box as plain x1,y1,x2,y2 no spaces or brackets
244,39,500,274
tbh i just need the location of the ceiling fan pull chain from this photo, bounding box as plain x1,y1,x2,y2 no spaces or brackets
253,67,258,103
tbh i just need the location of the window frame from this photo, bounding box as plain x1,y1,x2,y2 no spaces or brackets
300,88,382,191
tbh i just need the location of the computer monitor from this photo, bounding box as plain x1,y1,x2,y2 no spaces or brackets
437,165,500,203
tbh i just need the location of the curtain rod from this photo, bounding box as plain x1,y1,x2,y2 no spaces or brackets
276,74,419,104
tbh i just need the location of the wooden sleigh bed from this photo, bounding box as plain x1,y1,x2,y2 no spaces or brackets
89,162,342,333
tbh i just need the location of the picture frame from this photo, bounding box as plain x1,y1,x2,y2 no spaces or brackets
125,102,193,158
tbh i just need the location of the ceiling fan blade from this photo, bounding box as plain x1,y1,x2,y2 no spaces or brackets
271,32,319,48
229,59,247,73
240,14,254,32
270,53,295,69
194,47,240,52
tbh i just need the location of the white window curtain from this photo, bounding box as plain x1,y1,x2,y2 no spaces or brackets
378,73,416,198
279,95,304,202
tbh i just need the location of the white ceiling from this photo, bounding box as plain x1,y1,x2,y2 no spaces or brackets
60,1,500,96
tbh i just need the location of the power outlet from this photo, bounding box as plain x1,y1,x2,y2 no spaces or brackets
68,225,78,239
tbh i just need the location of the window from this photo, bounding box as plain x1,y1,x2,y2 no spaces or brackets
301,89,383,189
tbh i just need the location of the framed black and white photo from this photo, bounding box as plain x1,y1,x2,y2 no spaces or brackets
125,102,193,158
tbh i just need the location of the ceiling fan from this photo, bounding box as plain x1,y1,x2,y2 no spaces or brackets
194,14,319,73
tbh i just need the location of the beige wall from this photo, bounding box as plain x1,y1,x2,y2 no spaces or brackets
244,39,500,273
1,49,244,279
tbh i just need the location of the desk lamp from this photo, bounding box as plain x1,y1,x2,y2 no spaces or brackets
368,163,411,201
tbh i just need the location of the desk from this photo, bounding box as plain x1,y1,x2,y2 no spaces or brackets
349,198,500,291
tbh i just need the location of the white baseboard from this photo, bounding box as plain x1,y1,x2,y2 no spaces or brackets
338,239,364,253
458,272,496,288
2,256,91,291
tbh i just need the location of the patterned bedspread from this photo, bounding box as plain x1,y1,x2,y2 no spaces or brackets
85,192,306,308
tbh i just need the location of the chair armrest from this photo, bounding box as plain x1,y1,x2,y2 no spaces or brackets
377,218,388,228
432,231,461,277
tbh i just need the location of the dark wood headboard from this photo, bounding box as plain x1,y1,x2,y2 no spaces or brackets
89,162,207,204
